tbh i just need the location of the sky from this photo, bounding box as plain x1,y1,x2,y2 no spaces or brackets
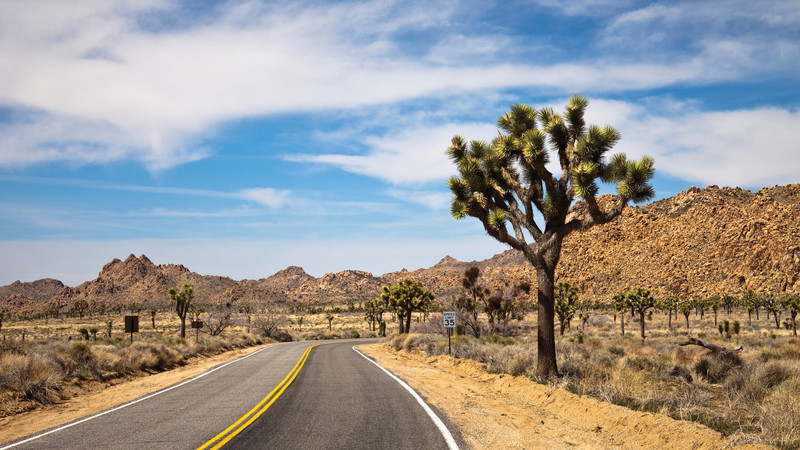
1,0,799,286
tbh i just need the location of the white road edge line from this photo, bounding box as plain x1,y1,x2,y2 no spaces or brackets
0,345,272,450
352,345,459,450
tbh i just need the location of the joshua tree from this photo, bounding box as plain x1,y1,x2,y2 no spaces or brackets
239,304,253,333
105,318,113,337
72,299,89,319
381,280,434,334
89,327,99,340
626,288,656,339
0,312,4,334
780,294,800,336
455,267,488,337
659,296,678,329
150,309,157,329
707,296,720,327
325,313,334,331
447,97,654,377
168,284,194,338
613,292,629,336
296,316,304,330
763,291,782,329
554,282,579,336
678,298,693,329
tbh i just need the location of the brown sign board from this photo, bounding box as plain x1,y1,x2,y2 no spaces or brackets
191,321,204,329
124,315,139,333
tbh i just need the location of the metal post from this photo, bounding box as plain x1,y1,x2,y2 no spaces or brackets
448,327,451,355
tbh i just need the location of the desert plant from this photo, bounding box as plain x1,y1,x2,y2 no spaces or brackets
763,292,782,329
659,296,678,329
555,282,580,336
150,309,157,329
106,318,113,338
71,299,89,319
626,288,656,339
446,97,655,377
381,280,434,334
613,292,629,335
326,313,334,331
678,298,693,329
168,284,194,338
780,294,799,336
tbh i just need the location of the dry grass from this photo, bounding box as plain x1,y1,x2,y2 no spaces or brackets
394,309,800,448
0,303,376,414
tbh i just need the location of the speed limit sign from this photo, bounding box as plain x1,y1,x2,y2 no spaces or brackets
443,311,456,328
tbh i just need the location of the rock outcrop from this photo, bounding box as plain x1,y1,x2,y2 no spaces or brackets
2,184,800,314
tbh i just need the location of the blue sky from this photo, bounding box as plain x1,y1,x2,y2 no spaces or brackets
1,0,799,286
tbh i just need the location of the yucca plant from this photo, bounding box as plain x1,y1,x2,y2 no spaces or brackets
625,288,656,339
447,96,654,377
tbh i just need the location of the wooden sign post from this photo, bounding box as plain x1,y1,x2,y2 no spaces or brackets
124,315,139,344
191,321,203,343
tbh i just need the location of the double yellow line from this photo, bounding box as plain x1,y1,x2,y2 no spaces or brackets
196,343,322,450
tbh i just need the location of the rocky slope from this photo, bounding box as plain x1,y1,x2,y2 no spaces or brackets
2,184,800,314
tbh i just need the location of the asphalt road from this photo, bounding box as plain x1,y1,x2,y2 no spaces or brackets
3,340,461,450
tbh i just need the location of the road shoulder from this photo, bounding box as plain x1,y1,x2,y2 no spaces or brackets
358,343,767,449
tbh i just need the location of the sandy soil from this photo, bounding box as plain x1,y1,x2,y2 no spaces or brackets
0,344,270,445
358,343,769,450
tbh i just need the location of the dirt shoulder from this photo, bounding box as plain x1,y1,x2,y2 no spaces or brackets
358,343,768,450
0,344,270,445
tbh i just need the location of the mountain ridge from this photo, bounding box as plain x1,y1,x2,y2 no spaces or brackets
2,183,800,315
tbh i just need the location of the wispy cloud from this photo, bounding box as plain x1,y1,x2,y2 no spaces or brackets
585,99,800,188
1,0,784,171
0,175,291,207
289,122,497,185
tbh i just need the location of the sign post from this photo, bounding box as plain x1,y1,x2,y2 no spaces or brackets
191,321,203,343
124,315,139,344
443,311,456,355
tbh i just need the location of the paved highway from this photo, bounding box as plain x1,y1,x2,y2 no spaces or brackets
3,340,461,450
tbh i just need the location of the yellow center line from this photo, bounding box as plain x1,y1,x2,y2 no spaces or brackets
196,342,334,450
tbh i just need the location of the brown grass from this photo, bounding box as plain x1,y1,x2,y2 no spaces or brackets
394,309,800,448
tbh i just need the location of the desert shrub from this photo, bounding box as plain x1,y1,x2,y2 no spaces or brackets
485,346,533,376
758,376,800,449
0,353,61,403
694,352,742,384
482,334,515,346
608,345,625,357
349,329,360,339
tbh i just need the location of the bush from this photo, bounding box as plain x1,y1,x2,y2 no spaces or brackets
694,352,742,384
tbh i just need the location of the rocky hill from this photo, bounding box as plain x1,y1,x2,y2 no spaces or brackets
2,184,800,315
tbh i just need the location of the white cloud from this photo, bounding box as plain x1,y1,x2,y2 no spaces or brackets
386,189,451,211
236,188,291,208
0,0,770,171
289,122,497,185
586,99,800,188
299,97,800,190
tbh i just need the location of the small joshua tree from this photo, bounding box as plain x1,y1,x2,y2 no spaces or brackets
554,282,579,336
89,327,99,341
613,292,629,336
106,318,113,337
326,313,334,332
659,296,678,330
150,309,157,329
626,288,656,339
168,284,194,338
780,294,800,336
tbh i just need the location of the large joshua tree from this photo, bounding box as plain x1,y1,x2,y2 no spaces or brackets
447,96,655,378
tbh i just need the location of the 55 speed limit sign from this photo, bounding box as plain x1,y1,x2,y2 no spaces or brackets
443,311,456,328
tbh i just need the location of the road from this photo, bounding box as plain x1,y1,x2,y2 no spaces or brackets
3,340,461,450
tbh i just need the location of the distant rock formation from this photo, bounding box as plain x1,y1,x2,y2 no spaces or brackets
2,184,800,315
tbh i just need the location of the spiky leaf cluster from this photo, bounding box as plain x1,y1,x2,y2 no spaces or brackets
448,96,655,258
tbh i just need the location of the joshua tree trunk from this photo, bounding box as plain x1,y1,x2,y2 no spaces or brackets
405,310,413,334
620,312,625,335
639,311,646,339
535,248,559,379
667,311,672,329
684,312,690,329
